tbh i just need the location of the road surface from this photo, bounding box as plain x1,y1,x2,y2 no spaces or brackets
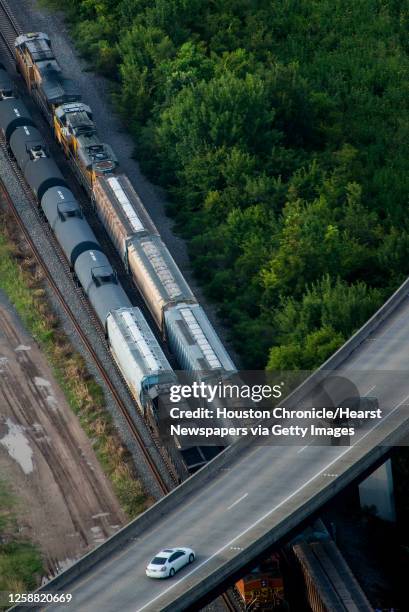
40,295,409,612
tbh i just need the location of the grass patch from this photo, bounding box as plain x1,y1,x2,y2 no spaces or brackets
0,479,43,610
0,207,151,518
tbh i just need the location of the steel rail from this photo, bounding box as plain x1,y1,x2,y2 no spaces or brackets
0,3,242,608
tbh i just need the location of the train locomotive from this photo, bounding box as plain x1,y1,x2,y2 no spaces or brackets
53,101,118,191
15,33,118,192
14,32,79,115
0,62,175,415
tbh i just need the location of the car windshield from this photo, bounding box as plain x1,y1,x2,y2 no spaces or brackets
151,557,167,565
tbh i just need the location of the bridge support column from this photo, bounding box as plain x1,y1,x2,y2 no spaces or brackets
358,459,396,522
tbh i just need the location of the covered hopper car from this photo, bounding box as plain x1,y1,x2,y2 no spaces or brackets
165,303,236,374
127,234,196,332
92,173,159,261
107,307,175,408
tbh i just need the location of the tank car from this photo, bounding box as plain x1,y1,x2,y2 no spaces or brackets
14,32,80,117
0,63,14,100
92,174,159,263
164,303,236,374
127,234,196,332
24,154,68,201
0,98,35,141
0,97,69,200
41,185,103,266
74,247,131,326
9,125,48,172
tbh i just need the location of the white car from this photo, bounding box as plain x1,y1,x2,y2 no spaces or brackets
146,547,195,578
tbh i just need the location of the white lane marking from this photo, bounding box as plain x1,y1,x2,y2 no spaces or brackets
363,385,376,396
135,393,409,612
297,445,309,454
227,493,248,510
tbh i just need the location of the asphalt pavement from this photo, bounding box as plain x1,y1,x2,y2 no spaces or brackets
40,295,409,612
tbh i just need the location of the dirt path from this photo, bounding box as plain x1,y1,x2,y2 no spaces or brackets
0,290,126,576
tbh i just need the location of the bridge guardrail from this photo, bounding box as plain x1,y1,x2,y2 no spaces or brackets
11,275,409,609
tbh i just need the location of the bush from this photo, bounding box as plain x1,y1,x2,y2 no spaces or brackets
48,0,409,369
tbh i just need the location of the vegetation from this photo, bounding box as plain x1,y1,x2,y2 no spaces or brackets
0,209,150,518
50,0,409,369
0,479,43,610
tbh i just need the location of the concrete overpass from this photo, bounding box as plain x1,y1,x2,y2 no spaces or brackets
14,277,409,612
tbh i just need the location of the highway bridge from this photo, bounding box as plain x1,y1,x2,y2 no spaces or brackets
16,278,409,611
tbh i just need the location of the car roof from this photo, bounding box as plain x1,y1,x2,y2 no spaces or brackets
156,547,188,558
155,548,176,558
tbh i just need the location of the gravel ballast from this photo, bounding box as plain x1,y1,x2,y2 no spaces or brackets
0,143,173,499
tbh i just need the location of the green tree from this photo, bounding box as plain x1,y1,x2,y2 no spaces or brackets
53,0,409,371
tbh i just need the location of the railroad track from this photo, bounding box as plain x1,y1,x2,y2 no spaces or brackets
0,174,171,495
0,0,184,485
0,4,243,609
0,145,242,611
0,131,185,486
0,0,21,57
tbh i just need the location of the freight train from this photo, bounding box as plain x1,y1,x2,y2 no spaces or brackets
0,32,236,431
13,31,236,377
0,66,175,416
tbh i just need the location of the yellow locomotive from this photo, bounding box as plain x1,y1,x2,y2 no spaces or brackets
15,32,79,117
54,102,117,190
15,32,118,191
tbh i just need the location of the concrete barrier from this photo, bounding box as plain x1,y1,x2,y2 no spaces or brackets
10,438,247,610
11,275,409,610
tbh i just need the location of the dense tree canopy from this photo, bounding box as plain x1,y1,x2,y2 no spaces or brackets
59,0,409,368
